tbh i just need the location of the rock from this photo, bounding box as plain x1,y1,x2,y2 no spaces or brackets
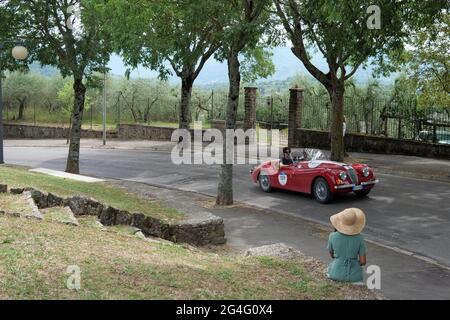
115,210,132,225
94,221,107,231
131,212,170,239
43,207,79,226
10,188,24,194
47,193,64,207
0,184,7,193
245,243,305,260
30,189,48,209
169,217,226,246
61,207,80,226
141,216,170,238
99,206,119,226
64,196,104,216
131,212,146,229
131,227,142,234
135,231,147,240
88,199,104,217
135,231,171,245
21,191,43,220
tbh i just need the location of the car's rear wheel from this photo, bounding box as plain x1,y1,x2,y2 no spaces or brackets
313,177,333,204
259,174,272,192
355,189,371,197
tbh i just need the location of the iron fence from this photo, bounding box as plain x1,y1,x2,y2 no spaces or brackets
4,87,449,144
301,94,450,142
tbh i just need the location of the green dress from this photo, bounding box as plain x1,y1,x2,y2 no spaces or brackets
327,232,366,283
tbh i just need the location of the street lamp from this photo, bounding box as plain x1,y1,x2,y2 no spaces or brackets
11,45,28,60
0,41,28,164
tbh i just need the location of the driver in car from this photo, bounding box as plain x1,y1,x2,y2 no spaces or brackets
280,147,294,168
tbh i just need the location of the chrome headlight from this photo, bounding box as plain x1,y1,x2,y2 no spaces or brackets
339,171,347,181
363,167,370,177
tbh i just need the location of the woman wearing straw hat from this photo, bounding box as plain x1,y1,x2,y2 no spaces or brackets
327,208,367,283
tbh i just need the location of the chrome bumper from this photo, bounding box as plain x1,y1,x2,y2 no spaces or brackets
361,179,379,186
334,179,379,190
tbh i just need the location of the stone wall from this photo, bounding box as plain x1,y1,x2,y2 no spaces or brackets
8,187,225,246
4,123,117,139
209,119,245,130
294,128,450,159
116,124,176,140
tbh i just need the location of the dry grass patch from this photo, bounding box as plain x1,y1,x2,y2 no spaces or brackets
0,193,31,216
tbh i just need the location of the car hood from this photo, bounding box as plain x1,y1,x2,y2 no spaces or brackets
303,160,348,169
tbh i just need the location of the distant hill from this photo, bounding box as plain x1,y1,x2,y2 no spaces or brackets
30,46,395,89
29,62,59,77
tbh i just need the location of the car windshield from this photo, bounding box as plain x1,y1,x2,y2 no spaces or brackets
291,148,329,161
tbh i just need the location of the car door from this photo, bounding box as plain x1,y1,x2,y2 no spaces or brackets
276,166,296,190
290,162,319,194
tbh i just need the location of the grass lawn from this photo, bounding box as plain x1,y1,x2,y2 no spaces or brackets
0,193,31,215
0,211,373,299
0,165,182,223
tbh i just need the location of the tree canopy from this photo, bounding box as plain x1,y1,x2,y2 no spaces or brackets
106,0,225,128
274,0,448,161
403,11,449,110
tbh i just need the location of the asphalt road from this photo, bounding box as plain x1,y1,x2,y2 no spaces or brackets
4,145,450,268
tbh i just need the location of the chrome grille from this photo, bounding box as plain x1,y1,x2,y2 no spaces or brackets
347,167,359,185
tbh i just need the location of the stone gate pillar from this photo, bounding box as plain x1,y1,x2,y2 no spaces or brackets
288,87,304,147
244,87,257,131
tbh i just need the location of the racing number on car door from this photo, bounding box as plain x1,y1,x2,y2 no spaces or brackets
278,168,293,189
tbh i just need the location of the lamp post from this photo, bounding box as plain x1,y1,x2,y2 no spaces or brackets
103,68,107,146
0,42,28,164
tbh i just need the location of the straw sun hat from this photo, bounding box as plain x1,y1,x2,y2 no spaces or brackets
330,208,366,235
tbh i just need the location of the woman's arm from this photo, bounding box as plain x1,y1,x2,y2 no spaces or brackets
359,255,367,266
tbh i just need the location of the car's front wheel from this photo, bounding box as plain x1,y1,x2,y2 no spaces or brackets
259,174,272,192
313,177,333,204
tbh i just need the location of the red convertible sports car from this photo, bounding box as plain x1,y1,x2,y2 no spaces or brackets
250,149,378,204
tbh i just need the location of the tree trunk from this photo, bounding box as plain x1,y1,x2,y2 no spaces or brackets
216,50,240,206
65,78,86,174
179,76,193,129
328,82,345,162
17,98,27,120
